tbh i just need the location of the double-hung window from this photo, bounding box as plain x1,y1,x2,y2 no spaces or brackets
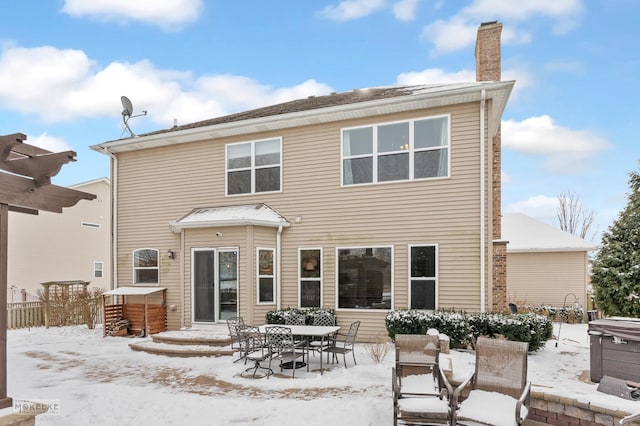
342,115,449,186
94,261,104,278
226,138,281,195
409,245,437,310
257,248,275,304
337,247,392,309
133,248,159,286
299,248,322,308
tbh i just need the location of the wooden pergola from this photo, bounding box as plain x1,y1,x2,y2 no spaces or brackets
0,133,96,409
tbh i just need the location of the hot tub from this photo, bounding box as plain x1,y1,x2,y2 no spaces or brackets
588,317,640,383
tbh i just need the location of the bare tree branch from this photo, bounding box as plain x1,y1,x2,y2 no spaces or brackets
557,192,598,240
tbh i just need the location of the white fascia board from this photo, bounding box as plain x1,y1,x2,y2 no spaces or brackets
170,218,290,233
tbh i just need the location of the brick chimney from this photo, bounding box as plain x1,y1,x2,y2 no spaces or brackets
475,21,507,312
475,21,502,81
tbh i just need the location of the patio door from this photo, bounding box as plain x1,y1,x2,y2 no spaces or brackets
192,248,238,324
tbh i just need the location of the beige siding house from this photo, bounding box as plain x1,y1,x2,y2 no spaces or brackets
503,213,596,310
8,178,111,300
92,23,514,340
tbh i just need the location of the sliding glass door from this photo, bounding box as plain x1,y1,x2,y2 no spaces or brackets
192,248,238,324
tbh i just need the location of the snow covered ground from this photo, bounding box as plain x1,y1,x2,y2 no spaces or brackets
3,322,639,425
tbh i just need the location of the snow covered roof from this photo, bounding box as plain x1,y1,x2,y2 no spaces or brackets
502,213,597,253
170,203,289,233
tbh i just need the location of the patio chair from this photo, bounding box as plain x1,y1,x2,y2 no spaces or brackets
226,316,245,350
620,412,640,425
325,320,360,367
394,333,441,387
308,311,336,356
392,366,451,425
265,326,306,379
239,325,272,379
285,312,306,325
443,336,531,426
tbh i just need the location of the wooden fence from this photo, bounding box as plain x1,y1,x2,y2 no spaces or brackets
7,300,103,329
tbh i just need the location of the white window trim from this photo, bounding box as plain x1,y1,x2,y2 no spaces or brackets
225,137,283,196
408,244,439,310
335,245,394,311
256,247,276,305
298,247,323,308
93,261,104,278
132,248,160,287
340,114,451,187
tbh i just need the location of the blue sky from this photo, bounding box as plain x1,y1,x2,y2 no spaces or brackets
1,0,637,240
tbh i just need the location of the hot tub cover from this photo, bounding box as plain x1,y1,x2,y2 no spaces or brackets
588,317,640,341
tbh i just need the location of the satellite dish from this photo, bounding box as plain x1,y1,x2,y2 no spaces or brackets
119,95,147,138
121,96,133,118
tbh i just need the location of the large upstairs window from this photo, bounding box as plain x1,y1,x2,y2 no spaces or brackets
342,115,449,186
226,138,281,195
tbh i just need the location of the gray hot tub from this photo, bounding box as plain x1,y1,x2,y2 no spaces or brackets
588,317,640,383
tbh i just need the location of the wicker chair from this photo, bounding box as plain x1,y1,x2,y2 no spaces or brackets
444,336,531,426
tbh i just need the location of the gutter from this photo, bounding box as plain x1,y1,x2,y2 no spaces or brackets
99,146,118,291
480,89,486,313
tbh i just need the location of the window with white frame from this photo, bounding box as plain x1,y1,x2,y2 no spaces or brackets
93,261,104,278
342,115,449,186
337,247,392,309
133,248,159,286
226,138,281,195
299,248,322,308
257,248,275,303
409,245,437,310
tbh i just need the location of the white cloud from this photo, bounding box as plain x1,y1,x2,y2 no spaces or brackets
504,195,558,220
422,0,583,54
392,0,419,21
61,0,203,30
27,133,73,152
317,0,386,22
502,115,610,173
0,45,334,126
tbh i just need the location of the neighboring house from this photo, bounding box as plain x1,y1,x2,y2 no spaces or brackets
502,212,596,310
8,178,111,299
91,22,513,340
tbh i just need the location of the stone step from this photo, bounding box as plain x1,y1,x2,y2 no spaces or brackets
129,340,236,357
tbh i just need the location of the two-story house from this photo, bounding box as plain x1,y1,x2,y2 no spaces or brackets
92,22,513,340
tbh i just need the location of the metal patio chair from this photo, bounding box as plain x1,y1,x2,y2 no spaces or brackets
226,316,245,353
239,325,272,379
308,311,336,356
325,320,360,367
265,326,306,379
443,336,531,426
394,333,441,387
392,366,451,425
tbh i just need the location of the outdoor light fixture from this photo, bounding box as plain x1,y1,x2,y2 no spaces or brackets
167,249,175,260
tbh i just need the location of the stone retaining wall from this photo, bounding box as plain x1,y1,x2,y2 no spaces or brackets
529,391,639,425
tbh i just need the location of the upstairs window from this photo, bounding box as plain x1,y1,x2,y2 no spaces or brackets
226,138,281,195
133,248,159,286
94,261,104,278
342,115,449,186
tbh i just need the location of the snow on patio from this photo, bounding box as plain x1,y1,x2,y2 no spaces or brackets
4,322,639,425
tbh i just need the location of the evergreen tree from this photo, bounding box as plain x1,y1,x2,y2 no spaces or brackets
591,168,640,317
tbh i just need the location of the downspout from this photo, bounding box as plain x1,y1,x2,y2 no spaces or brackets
180,229,185,329
100,146,118,291
480,89,486,312
276,225,283,311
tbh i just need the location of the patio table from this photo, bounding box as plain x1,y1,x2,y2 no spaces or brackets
261,324,340,375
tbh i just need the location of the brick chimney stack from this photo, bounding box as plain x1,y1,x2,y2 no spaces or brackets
475,21,507,312
475,21,502,82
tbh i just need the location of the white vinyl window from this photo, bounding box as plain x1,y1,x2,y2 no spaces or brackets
133,248,159,286
93,261,104,278
337,246,392,310
342,115,449,186
257,248,275,304
226,138,282,195
409,245,438,310
299,248,322,308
